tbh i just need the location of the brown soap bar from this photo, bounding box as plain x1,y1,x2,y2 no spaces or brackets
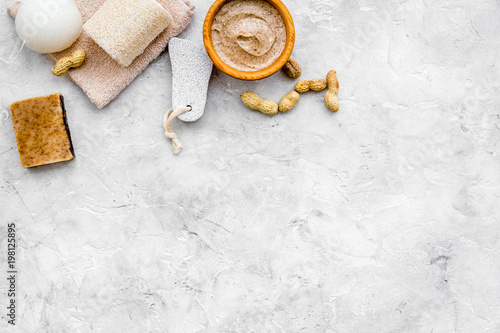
10,94,75,168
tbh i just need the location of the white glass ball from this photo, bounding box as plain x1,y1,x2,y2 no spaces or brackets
15,0,83,54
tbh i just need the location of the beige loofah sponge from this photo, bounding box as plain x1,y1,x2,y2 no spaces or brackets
48,0,194,109
83,0,173,67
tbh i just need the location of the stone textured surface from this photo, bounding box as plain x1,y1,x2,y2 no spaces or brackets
1,0,500,332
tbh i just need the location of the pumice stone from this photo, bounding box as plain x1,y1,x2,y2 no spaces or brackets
169,38,213,123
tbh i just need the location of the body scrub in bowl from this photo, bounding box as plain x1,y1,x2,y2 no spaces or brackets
204,0,295,80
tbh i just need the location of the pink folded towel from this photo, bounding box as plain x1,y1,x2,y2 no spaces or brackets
49,0,195,109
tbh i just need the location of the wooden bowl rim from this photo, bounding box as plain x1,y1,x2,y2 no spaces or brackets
203,0,295,81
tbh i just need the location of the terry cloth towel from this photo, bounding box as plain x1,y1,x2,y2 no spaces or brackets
83,0,173,67
49,0,195,109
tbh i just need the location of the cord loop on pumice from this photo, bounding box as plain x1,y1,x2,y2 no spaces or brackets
163,106,192,155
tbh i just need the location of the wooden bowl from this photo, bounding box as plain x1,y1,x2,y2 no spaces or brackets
203,0,295,81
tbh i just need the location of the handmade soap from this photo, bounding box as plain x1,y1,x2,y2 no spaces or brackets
10,94,75,168
83,0,173,67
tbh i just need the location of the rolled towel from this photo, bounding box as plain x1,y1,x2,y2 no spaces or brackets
83,0,173,67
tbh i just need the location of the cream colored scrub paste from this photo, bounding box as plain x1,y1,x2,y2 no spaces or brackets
211,0,286,72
